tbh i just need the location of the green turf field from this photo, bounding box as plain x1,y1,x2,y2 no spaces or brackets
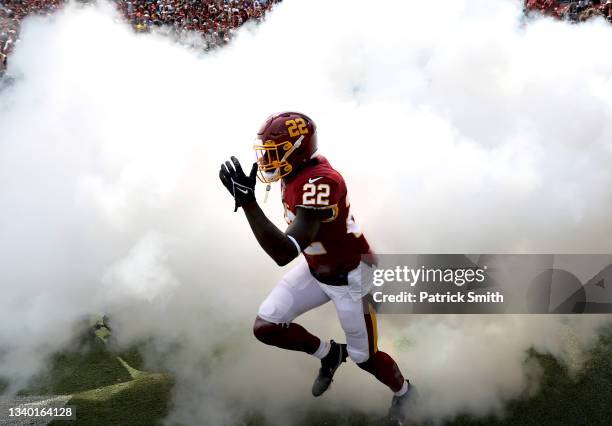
3,321,611,425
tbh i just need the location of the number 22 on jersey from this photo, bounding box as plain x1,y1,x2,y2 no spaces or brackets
302,183,330,206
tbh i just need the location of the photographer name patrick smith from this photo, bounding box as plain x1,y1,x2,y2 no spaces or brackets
372,290,504,304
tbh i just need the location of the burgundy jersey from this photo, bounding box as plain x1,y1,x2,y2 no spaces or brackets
281,156,370,277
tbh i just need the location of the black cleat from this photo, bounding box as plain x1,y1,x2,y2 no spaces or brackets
311,340,348,397
387,380,416,425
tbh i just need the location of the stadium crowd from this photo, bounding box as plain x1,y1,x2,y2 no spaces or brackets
0,0,280,74
114,0,280,45
2,1,609,74
525,0,612,22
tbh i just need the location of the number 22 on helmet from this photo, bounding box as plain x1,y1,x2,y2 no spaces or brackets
253,112,318,184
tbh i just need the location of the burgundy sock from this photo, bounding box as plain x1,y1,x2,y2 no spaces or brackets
357,351,405,392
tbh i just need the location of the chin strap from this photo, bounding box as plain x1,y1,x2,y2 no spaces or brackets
264,184,271,203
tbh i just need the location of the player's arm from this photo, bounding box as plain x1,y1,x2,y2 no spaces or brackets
219,156,324,266
242,203,324,266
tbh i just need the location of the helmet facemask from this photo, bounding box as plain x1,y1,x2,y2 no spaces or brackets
254,135,304,183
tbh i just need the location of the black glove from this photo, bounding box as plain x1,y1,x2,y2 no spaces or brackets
219,156,257,212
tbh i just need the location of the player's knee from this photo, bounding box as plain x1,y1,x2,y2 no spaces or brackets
356,356,374,372
348,346,370,364
356,351,397,374
252,316,279,345
355,351,385,371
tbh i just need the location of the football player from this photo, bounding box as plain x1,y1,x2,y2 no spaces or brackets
219,112,414,422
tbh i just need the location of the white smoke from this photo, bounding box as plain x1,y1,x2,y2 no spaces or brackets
0,0,611,424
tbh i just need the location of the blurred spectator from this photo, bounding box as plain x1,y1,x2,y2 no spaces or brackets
603,0,612,22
